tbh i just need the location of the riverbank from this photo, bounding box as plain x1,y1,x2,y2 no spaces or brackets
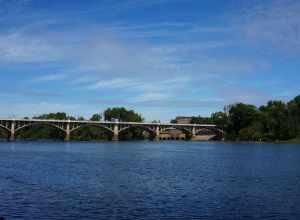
222,137,300,144
1,138,300,144
281,137,300,143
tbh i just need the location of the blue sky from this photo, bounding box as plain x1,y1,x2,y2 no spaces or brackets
0,0,299,121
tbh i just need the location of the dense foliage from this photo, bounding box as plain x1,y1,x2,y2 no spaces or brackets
104,107,143,122
172,95,300,142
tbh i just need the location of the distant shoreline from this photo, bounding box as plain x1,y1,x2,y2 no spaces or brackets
0,138,299,144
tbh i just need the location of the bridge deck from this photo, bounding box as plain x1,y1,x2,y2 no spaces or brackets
0,118,216,127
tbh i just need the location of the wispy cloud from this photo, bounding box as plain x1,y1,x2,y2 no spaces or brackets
88,78,141,90
92,97,225,109
0,32,60,63
20,90,63,98
238,0,300,55
0,102,84,118
31,73,68,83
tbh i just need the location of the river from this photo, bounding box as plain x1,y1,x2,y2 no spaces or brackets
0,141,299,219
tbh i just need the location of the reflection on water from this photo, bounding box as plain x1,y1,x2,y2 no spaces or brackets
0,141,300,219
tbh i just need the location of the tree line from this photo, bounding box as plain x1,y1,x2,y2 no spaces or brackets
183,95,300,142
1,95,299,142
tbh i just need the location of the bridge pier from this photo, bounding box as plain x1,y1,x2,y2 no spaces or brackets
9,132,15,142
154,126,160,141
191,126,197,141
64,121,71,141
112,124,119,141
64,131,70,141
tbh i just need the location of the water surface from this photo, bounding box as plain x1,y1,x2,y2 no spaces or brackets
0,141,300,219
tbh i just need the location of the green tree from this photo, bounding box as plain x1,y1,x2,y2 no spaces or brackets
191,116,213,124
288,95,300,138
90,113,102,121
259,101,290,140
239,126,256,141
152,120,160,123
211,111,228,130
34,112,69,120
77,116,85,121
170,119,177,123
104,107,143,122
227,103,259,140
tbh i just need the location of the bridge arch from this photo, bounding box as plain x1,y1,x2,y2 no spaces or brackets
195,127,215,135
159,126,194,140
0,124,10,139
69,124,114,141
70,124,113,134
118,125,156,140
119,125,155,135
161,127,193,135
14,122,66,140
0,124,10,133
195,127,224,140
15,122,66,133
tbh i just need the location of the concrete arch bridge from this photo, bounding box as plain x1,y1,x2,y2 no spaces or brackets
0,119,223,141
